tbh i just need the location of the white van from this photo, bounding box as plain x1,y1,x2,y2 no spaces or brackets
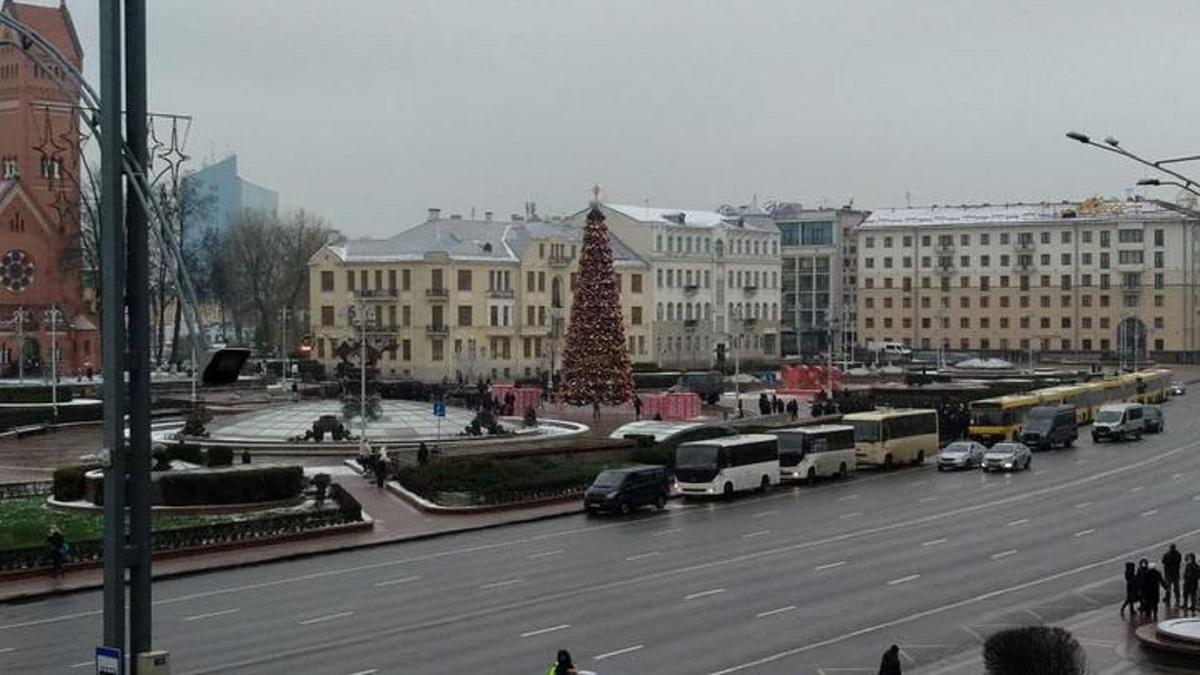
775,425,856,481
868,340,912,361
1092,403,1144,443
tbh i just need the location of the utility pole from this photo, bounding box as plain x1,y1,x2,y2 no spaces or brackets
279,306,290,386
44,305,60,420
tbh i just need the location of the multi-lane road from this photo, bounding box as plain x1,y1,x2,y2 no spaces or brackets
5,396,1200,674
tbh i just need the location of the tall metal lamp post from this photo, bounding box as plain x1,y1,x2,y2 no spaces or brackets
41,305,65,420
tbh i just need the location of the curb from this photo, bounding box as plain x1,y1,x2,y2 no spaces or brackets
386,479,584,514
0,496,581,605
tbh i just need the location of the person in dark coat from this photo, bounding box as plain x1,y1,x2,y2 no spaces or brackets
417,442,430,466
549,649,577,675
878,644,902,675
46,526,66,577
1163,544,1183,608
787,398,799,420
1183,553,1200,612
633,396,643,420
1120,561,1139,616
758,393,771,415
1140,560,1163,620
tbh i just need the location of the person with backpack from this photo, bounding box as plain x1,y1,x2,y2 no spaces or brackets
547,649,577,675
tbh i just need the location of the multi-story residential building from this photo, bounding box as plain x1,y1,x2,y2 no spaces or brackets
855,198,1200,356
769,203,869,357
308,209,651,382
574,203,782,369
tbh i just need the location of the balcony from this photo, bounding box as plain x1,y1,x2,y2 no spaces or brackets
356,288,397,302
425,324,449,336
935,263,955,276
486,288,515,299
684,319,699,329
425,287,449,301
1013,242,1036,254
1015,261,1036,273
366,322,400,334
547,255,573,268
934,244,954,255
683,284,700,295
743,318,758,328
742,285,758,295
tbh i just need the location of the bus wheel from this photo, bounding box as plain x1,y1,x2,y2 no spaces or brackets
838,463,848,479
914,450,925,466
760,475,771,492
806,467,817,483
723,482,734,498
884,454,894,470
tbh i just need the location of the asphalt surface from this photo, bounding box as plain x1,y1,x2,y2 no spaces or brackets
5,396,1200,674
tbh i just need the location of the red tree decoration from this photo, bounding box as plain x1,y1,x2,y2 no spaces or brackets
560,205,635,407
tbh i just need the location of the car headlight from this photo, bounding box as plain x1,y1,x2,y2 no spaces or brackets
1003,462,1013,468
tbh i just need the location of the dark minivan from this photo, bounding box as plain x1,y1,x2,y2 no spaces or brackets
584,465,669,515
1017,405,1078,451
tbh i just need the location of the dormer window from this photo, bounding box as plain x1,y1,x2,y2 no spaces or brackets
2,156,18,179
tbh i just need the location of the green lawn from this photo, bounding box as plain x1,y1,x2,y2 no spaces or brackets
0,497,241,551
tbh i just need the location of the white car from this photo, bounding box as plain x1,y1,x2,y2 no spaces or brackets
982,442,1032,472
937,441,986,471
1171,382,1186,396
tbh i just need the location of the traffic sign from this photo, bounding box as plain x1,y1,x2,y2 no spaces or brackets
433,401,446,417
96,646,122,675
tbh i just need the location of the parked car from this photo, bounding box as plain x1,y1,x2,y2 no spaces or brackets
1017,405,1078,451
1143,406,1165,433
1092,403,1145,443
1171,382,1186,396
937,441,986,471
584,465,669,515
982,442,1032,472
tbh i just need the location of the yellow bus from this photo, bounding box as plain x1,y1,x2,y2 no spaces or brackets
968,393,1043,445
843,409,939,469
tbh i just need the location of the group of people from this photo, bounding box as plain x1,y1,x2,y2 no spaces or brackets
1122,544,1200,619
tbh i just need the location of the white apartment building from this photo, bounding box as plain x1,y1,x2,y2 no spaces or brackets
569,202,783,368
856,198,1200,357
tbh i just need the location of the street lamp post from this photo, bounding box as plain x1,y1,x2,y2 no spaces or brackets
42,305,63,420
279,306,291,387
1065,131,1200,197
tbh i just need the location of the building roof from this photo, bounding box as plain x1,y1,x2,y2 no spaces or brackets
326,216,647,267
604,203,778,233
861,198,1194,230
3,1,82,63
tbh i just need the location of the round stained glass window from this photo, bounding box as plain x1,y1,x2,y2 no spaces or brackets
0,249,34,293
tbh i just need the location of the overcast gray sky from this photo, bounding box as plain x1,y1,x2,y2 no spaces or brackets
62,0,1200,236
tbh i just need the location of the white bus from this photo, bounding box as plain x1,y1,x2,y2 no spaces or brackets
775,424,857,482
674,434,780,498
843,409,939,469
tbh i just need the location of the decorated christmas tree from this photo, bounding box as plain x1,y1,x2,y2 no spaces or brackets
559,203,635,407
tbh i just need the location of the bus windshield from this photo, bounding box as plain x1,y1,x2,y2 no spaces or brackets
971,409,1012,426
676,445,719,467
848,420,880,442
776,435,806,455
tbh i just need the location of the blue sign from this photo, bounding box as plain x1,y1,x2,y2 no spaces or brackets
433,401,446,417
96,646,122,675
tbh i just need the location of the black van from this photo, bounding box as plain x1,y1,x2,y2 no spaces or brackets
584,465,669,515
1017,405,1078,451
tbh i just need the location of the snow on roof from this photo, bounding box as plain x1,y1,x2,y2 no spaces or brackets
605,203,730,227
861,199,1191,229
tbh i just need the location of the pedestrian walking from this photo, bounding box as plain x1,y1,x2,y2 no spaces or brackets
633,395,643,420
547,649,577,675
878,644,902,675
1163,543,1183,608
1120,561,1139,616
417,442,430,466
1184,553,1200,612
373,453,387,488
1140,560,1163,620
46,526,66,577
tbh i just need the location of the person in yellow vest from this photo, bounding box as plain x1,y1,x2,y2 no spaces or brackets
546,649,577,675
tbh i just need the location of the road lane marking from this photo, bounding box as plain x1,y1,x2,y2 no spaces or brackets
888,574,920,586
918,496,937,503
706,524,1200,674
921,538,947,547
1074,529,1096,537
1131,486,1144,493
1025,608,1045,622
1142,509,1159,517
299,611,353,625
840,511,863,519
521,624,570,638
0,648,14,654
912,481,927,486
651,528,681,537
742,530,771,539
1075,502,1093,509
347,670,378,675
1033,470,1046,475
374,575,421,587
1005,519,1029,526
0,609,101,631
815,561,847,571
752,510,779,518
756,605,797,619
1173,473,1183,480
961,626,984,643
836,494,859,502
990,549,1018,560
480,578,523,589
69,662,91,669
685,588,726,600
625,551,661,561
182,608,239,622
528,549,564,559
593,644,644,660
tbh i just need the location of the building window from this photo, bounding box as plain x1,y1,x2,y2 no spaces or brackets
632,306,642,325
1000,233,1010,245
1118,250,1144,265
1154,273,1164,289
1154,251,1164,269
458,305,472,326
1061,275,1071,290
1100,230,1111,247
346,270,355,291
402,305,411,326
631,274,643,293
1118,229,1144,244
1082,231,1092,244
321,306,334,326
1081,295,1092,307
1000,296,1009,308
1155,229,1164,246
1155,294,1164,307
401,269,411,291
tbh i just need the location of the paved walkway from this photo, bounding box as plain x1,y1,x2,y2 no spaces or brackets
0,472,580,602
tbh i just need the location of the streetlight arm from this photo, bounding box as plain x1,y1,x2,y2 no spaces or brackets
1068,131,1200,193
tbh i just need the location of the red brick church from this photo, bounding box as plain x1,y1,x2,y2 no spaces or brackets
0,0,98,377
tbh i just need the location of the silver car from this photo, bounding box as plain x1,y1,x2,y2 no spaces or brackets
982,442,1032,472
937,441,986,471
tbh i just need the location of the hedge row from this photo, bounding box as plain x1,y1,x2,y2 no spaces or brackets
397,456,609,502
157,466,304,506
0,386,74,404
